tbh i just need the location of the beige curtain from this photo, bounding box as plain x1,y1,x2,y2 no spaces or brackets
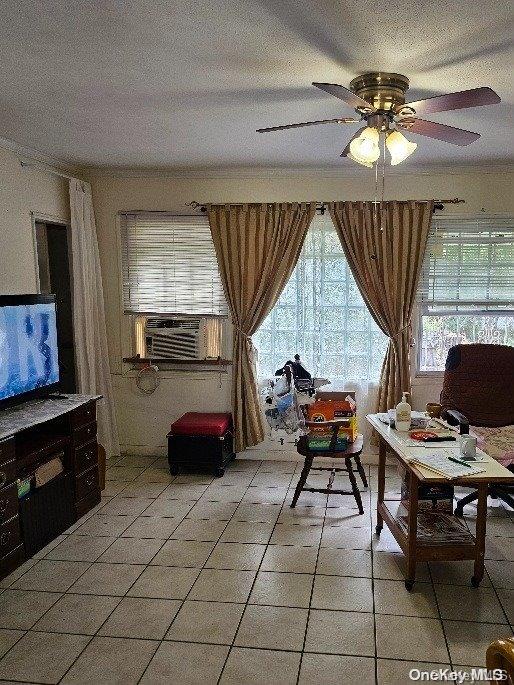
208,202,316,452
69,179,120,457
329,200,434,412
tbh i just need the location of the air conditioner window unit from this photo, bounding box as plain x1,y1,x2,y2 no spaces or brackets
145,317,216,360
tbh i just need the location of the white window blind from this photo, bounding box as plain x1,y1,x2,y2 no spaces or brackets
417,217,514,372
419,217,514,312
120,213,228,316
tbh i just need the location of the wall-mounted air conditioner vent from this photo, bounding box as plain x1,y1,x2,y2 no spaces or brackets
145,318,208,360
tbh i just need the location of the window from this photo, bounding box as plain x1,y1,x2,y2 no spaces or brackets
120,213,228,360
254,214,388,381
120,213,227,317
417,217,514,373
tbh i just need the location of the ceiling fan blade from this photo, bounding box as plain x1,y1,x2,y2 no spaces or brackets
399,118,480,146
400,87,500,116
340,127,366,156
256,117,358,133
312,82,375,111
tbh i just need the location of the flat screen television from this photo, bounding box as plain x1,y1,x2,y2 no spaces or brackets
0,294,60,407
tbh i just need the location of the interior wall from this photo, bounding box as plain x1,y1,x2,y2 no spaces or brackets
87,167,514,456
0,147,70,293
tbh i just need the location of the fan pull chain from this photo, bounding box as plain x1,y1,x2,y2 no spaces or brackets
381,132,386,232
373,152,379,227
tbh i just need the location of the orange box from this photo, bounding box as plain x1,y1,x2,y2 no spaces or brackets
307,400,355,421
307,400,358,442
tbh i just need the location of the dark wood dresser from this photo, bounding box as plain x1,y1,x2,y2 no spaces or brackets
0,394,102,579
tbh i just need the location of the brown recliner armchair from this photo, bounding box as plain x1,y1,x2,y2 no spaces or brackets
440,343,514,516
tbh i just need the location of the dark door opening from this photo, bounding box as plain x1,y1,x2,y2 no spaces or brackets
35,221,77,393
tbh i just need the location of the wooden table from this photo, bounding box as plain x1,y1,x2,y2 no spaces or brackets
367,413,514,590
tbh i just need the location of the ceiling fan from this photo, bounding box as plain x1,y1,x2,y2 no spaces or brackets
256,72,501,166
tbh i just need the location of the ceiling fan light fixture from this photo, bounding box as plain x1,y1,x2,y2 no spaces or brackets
347,151,374,168
348,126,380,166
386,130,417,165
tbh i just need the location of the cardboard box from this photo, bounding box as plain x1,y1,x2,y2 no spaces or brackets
401,477,454,513
316,390,356,402
307,400,358,442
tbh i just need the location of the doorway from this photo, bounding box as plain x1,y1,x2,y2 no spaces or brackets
35,220,77,393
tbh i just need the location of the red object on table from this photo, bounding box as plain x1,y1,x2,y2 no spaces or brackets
169,412,232,437
410,430,439,441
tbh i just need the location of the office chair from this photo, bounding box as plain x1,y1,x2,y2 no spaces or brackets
440,344,514,516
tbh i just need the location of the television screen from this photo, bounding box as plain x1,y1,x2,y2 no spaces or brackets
0,298,60,403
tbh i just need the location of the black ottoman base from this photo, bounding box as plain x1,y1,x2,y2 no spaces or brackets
167,432,235,477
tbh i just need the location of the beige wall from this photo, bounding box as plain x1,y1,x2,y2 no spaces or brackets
1,145,512,457
0,147,70,293
88,167,514,456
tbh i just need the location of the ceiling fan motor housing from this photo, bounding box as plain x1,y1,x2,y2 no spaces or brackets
350,72,410,113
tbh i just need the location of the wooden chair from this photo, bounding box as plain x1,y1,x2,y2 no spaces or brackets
486,637,514,684
291,419,367,514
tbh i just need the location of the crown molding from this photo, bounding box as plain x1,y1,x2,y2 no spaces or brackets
83,162,514,180
1,134,510,180
0,135,78,173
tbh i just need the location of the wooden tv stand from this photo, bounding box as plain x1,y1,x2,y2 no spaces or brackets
0,394,102,579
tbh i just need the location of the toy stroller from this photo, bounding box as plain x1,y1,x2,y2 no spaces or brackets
275,354,316,397
262,364,304,434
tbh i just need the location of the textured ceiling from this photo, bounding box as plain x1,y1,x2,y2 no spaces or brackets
0,0,512,170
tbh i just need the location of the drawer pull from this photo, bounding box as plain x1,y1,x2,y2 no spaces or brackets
0,472,6,488
1,531,11,545
85,478,94,487
81,450,95,462
0,500,6,514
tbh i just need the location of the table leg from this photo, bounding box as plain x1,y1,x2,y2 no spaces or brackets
405,469,419,591
376,437,386,535
290,454,313,508
472,483,488,587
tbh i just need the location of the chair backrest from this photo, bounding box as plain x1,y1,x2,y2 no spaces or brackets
440,344,514,427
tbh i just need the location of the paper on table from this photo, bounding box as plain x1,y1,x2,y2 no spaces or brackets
407,451,487,479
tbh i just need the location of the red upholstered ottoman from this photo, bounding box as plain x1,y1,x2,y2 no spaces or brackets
167,412,234,477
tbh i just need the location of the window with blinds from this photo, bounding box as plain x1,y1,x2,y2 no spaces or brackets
120,213,228,316
417,217,514,373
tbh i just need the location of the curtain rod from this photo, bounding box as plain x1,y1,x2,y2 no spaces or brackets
19,160,80,181
186,198,464,214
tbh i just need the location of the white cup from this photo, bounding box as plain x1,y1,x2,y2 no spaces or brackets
460,435,477,460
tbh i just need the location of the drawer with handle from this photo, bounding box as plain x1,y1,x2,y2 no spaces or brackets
75,466,99,501
72,422,97,447
0,516,21,557
0,484,19,523
0,461,16,489
70,403,96,429
0,543,25,578
0,439,14,467
74,441,98,474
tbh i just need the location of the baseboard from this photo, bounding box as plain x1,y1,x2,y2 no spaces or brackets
121,444,167,457
120,443,380,465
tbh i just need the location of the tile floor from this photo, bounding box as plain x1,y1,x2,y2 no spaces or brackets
0,455,512,684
